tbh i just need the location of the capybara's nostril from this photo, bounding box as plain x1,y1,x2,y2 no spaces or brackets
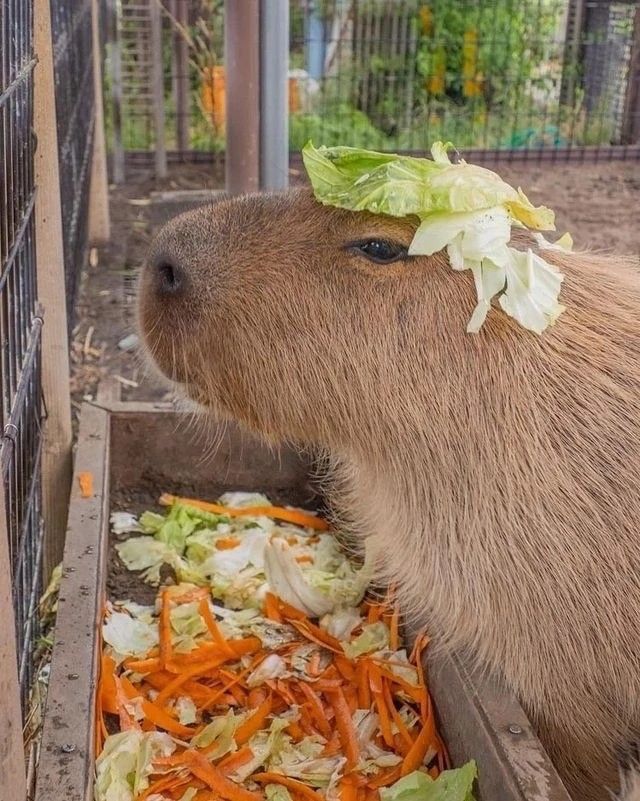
154,259,184,295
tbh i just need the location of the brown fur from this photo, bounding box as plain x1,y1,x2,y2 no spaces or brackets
138,188,640,801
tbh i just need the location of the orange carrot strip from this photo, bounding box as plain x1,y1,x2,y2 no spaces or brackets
114,674,140,732
368,665,394,748
120,675,195,737
368,766,402,789
252,773,324,801
264,593,282,622
155,657,225,705
400,710,438,776
383,681,413,749
274,598,308,621
326,687,360,769
160,493,330,531
216,536,241,550
356,660,371,709
189,752,263,801
217,746,254,774
297,682,331,738
124,656,162,674
334,654,357,683
296,555,314,564
78,471,93,498
235,693,272,744
286,719,305,741
321,730,341,756
201,668,252,713
198,598,234,655
288,620,342,653
307,651,322,677
340,777,358,801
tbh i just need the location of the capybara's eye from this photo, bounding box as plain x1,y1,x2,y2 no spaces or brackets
348,239,408,265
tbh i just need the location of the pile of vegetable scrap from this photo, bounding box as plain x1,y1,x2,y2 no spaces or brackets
97,492,477,801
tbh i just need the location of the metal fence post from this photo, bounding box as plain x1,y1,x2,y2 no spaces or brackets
150,0,168,178
622,5,640,145
109,0,125,183
89,0,111,242
225,0,260,194
34,0,73,578
260,0,289,191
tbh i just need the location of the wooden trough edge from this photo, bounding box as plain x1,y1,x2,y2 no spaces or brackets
34,400,572,801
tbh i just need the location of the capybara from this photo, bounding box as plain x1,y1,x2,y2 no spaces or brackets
138,188,640,801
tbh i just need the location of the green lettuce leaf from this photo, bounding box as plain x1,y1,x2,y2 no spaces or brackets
343,622,389,659
380,762,477,801
302,141,563,334
94,730,175,801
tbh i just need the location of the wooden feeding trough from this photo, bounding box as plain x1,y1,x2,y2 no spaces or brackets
35,400,572,801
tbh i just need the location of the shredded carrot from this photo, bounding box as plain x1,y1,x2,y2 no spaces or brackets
367,766,402,789
78,471,93,498
119,675,195,737
160,493,330,531
199,598,235,655
356,660,371,709
263,592,282,622
307,650,322,677
189,752,263,801
400,709,438,776
297,681,332,738
340,777,358,801
252,773,324,801
235,693,273,744
218,746,255,775
216,536,241,550
326,687,360,769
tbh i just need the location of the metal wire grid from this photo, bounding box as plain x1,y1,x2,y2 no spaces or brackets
51,0,96,326
0,0,46,715
110,0,639,162
288,0,640,157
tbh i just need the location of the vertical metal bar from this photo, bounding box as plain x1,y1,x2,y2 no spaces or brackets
110,0,125,182
621,5,640,145
224,0,260,194
150,0,167,178
260,0,289,191
175,0,190,153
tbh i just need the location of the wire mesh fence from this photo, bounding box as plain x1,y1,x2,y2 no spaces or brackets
107,0,640,167
51,0,97,326
0,0,45,716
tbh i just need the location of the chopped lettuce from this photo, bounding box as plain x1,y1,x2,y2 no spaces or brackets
102,609,159,663
94,731,175,801
302,140,565,334
265,786,294,801
247,653,289,687
192,711,241,759
380,762,477,801
342,621,389,659
174,695,197,725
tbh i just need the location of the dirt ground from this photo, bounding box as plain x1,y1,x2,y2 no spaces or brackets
70,158,640,421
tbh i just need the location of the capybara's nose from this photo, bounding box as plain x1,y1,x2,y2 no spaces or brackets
153,257,185,296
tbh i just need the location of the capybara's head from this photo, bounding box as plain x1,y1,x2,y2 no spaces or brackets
138,187,568,451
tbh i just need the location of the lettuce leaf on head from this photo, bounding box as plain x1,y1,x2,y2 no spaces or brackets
302,141,567,334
